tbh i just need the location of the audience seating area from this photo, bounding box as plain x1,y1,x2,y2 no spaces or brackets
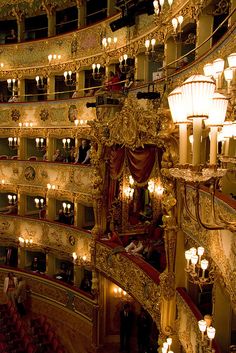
0,301,65,353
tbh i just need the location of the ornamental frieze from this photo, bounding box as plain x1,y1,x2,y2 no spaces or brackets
95,241,161,324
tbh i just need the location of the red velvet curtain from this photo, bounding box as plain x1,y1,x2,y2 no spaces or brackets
109,146,159,184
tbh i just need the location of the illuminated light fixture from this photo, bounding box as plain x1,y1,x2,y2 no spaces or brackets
7,78,18,93
222,121,233,156
48,54,61,63
72,252,89,266
19,236,33,247
0,63,4,68
206,92,228,164
181,75,215,165
62,202,72,213
62,138,71,149
35,138,45,150
102,36,117,50
34,197,45,209
168,86,188,164
172,15,183,33
35,76,47,90
64,71,75,86
47,183,56,190
207,326,216,348
8,137,19,150
203,63,214,77
92,63,104,81
148,179,164,195
113,286,127,298
8,194,17,205
212,58,225,89
119,54,131,74
198,319,207,341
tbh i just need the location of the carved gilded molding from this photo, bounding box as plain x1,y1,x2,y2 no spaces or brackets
95,241,161,324
0,97,96,129
0,214,91,258
181,187,236,312
0,160,95,197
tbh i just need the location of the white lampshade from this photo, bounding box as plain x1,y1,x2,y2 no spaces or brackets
172,18,178,30
167,338,172,346
168,0,173,6
177,15,183,25
213,58,225,74
163,342,168,350
203,63,214,77
160,0,164,6
197,246,204,256
198,320,207,332
222,121,233,138
207,326,216,340
151,38,156,46
145,40,150,49
185,250,192,260
153,0,159,9
168,86,187,124
190,247,197,255
224,67,233,81
207,92,228,127
227,53,236,69
181,75,215,120
191,255,198,265
201,259,209,270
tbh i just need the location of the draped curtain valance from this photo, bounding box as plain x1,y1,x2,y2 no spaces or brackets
110,146,161,185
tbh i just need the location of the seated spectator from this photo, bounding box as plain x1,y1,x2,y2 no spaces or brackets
68,146,75,163
52,149,64,162
5,29,17,44
39,205,46,219
8,95,19,103
31,257,39,272
80,274,92,293
106,71,122,92
125,239,144,255
75,140,91,164
58,209,66,223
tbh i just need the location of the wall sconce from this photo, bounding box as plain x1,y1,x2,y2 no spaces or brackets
119,54,132,74
8,194,17,205
198,317,216,349
7,78,18,93
185,247,214,288
0,63,4,68
171,15,183,36
35,76,47,90
102,36,117,50
8,137,19,150
72,252,89,266
19,122,33,128
47,183,56,190
34,197,45,209
64,71,76,86
1,179,5,185
48,54,61,63
148,179,164,196
113,286,127,298
19,236,33,247
62,202,72,214
160,338,173,353
92,64,104,81
62,138,71,149
35,138,45,150
153,0,173,15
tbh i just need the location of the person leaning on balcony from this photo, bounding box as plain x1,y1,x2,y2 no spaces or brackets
106,71,122,92
75,140,91,164
3,272,18,305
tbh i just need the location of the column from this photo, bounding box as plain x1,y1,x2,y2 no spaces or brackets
46,196,56,221
213,279,231,352
76,203,84,228
47,9,56,37
165,37,178,75
77,0,86,27
229,0,236,26
135,53,149,83
46,136,56,161
18,137,26,159
196,10,214,58
18,192,26,216
18,78,25,102
17,18,25,42
73,265,83,286
46,253,56,275
76,71,85,96
47,75,55,100
18,247,26,269
107,0,116,17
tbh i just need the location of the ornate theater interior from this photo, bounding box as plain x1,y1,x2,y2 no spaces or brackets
0,0,235,352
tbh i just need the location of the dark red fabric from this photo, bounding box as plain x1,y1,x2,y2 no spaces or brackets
110,147,125,179
127,146,157,184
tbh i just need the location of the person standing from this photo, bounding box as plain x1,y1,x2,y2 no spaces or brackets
120,303,133,353
16,277,27,316
3,272,17,305
137,308,151,353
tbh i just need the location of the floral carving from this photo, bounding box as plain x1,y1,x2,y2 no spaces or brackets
40,108,49,121
11,109,20,122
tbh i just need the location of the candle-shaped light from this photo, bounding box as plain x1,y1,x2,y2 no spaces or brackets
62,138,66,148
198,319,207,341
35,198,39,208
8,137,13,146
13,195,17,202
92,64,96,73
213,58,225,89
172,18,178,32
62,202,67,212
185,250,192,269
181,75,215,165
40,198,44,206
35,138,40,147
227,52,236,84
168,86,188,164
123,54,128,65
207,326,216,348
203,63,214,77
197,246,204,264
207,92,228,164
201,259,209,278
224,67,233,94
190,254,198,272
67,138,71,148
222,121,233,156
167,337,172,348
